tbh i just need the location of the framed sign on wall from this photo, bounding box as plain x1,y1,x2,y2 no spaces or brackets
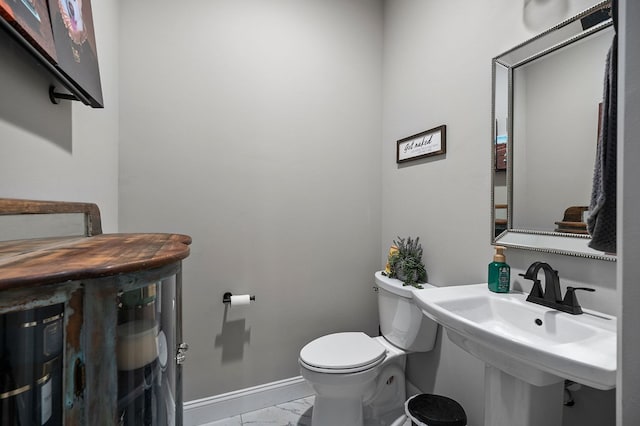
396,125,447,164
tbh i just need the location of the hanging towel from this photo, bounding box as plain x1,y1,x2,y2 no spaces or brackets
587,3,617,254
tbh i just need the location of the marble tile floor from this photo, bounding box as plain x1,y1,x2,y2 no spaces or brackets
199,396,314,426
199,395,413,426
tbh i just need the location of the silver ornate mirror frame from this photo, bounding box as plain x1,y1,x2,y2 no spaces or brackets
491,0,615,261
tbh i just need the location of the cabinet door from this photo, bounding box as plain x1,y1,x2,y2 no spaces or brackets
1,287,73,426
116,274,181,426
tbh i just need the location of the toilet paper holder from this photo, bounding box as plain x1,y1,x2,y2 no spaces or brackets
223,292,256,304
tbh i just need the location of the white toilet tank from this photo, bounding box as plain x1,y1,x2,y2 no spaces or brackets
375,271,438,352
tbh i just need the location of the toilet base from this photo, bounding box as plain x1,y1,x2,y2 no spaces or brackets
310,395,408,426
312,395,365,426
364,408,407,426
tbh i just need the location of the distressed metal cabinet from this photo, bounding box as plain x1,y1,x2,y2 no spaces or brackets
0,199,191,425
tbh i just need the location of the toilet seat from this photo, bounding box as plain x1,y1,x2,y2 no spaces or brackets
299,332,387,374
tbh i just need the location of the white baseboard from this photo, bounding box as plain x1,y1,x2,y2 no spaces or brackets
183,376,314,425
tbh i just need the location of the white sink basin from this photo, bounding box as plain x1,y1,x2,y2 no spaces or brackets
413,284,616,390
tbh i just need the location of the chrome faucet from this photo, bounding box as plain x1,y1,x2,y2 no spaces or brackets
520,262,594,315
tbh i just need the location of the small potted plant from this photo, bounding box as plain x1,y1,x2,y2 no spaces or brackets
383,236,427,288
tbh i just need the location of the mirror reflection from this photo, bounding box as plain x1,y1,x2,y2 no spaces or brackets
512,27,613,232
491,1,615,261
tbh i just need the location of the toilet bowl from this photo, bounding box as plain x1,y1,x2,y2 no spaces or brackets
298,272,439,426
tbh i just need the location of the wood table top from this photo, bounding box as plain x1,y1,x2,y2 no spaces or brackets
0,233,192,290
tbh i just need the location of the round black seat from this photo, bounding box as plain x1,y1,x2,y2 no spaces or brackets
405,394,467,426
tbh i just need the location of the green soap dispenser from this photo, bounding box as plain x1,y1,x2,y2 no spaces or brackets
488,246,510,293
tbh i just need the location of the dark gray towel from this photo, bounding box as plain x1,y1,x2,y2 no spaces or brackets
587,31,617,254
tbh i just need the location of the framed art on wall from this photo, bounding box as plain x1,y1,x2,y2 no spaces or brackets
0,0,103,107
0,0,57,61
48,0,103,107
396,125,447,164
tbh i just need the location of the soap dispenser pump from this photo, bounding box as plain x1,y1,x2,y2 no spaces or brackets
488,246,510,293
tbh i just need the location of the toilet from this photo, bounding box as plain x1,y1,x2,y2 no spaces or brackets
299,271,439,426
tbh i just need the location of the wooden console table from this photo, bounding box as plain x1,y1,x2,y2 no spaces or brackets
0,198,191,425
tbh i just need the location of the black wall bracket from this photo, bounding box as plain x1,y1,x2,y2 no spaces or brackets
49,85,81,104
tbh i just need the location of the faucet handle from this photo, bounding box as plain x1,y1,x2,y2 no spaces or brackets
562,287,595,315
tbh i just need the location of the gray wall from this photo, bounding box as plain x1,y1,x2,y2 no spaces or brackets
0,0,119,232
118,0,384,400
382,1,615,425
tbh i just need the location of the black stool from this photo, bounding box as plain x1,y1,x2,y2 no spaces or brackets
405,394,467,426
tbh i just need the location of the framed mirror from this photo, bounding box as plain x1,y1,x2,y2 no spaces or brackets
491,0,615,261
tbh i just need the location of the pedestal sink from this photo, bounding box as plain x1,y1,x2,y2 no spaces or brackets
412,284,616,426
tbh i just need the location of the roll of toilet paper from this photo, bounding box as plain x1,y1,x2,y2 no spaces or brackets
230,294,252,307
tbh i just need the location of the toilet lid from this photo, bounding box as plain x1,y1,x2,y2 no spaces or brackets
299,332,386,372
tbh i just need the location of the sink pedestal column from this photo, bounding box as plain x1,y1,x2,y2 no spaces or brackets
484,365,563,426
